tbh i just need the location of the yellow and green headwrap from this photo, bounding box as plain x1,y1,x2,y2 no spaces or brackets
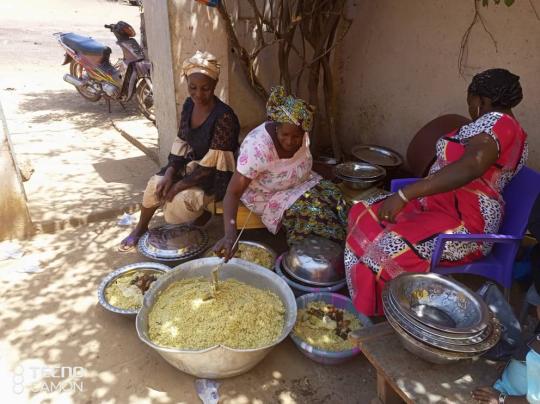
266,86,314,132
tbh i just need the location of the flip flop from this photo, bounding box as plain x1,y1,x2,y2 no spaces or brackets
118,234,141,252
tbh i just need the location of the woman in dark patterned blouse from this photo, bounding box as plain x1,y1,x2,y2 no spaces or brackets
120,51,240,251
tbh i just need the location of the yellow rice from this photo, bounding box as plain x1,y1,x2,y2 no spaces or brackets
293,301,362,352
148,278,285,349
105,270,162,310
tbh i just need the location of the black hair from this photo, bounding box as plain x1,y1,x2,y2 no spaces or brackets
468,68,523,109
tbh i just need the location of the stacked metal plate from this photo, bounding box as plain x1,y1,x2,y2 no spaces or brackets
383,273,501,364
137,224,208,262
333,162,386,190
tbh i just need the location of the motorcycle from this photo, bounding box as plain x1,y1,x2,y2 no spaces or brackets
54,21,154,122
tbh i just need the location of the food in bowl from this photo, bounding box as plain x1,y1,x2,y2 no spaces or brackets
293,301,363,351
148,277,285,350
105,270,162,310
208,243,274,269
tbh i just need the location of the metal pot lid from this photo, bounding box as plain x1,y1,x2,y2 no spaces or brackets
282,252,344,286
97,262,172,315
351,144,403,168
334,162,386,180
284,237,345,285
137,224,208,261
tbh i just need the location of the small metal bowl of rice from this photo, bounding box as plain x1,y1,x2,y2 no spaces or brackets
98,262,172,315
204,241,277,270
135,257,297,379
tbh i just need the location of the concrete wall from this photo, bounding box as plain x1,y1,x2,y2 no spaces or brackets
0,103,33,240
337,0,540,169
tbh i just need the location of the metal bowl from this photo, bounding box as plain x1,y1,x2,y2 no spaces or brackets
97,262,172,315
283,237,345,286
351,144,403,168
386,314,480,364
275,254,347,297
334,162,386,180
204,240,277,270
383,288,501,353
336,175,383,191
136,257,297,379
384,286,492,344
389,273,490,334
290,293,373,365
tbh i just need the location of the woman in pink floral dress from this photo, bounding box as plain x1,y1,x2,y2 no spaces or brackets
213,86,349,256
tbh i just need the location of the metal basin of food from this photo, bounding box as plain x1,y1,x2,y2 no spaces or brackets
283,237,345,286
290,292,373,365
389,273,490,334
98,262,172,315
275,254,347,297
136,257,297,379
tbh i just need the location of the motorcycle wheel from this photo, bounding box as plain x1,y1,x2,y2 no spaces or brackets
69,61,101,102
135,79,155,123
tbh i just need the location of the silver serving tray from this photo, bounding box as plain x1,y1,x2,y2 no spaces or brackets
97,262,172,315
334,162,386,180
382,289,501,353
351,144,403,168
138,224,208,261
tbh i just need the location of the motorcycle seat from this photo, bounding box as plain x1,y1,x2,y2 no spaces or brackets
61,33,111,58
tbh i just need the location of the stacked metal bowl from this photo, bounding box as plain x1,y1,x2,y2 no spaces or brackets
334,162,386,190
275,237,347,296
383,273,501,364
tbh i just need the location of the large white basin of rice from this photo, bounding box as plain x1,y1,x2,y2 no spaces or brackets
136,258,297,378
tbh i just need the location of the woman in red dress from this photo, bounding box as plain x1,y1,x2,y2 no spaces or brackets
346,68,528,316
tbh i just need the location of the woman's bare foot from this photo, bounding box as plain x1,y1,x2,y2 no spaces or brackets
119,227,147,252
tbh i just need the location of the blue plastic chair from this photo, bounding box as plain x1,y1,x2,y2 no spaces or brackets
390,167,540,294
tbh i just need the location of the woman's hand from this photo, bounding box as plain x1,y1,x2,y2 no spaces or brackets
155,174,174,200
165,181,186,202
377,194,407,223
471,387,501,403
212,236,238,262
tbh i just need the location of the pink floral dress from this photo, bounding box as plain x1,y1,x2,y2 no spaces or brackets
237,123,321,233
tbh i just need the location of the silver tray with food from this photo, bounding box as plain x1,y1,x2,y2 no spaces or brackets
98,262,172,315
138,224,208,261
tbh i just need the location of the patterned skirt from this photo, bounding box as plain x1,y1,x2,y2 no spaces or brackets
282,180,350,246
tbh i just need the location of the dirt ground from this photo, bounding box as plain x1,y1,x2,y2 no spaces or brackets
0,216,377,404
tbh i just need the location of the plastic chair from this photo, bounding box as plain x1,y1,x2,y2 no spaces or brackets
390,167,540,294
